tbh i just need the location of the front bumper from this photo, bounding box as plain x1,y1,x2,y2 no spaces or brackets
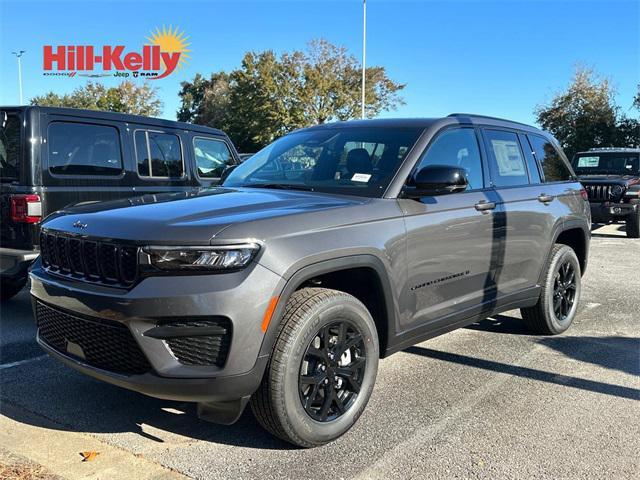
589,202,638,223
1,247,39,284
30,260,285,403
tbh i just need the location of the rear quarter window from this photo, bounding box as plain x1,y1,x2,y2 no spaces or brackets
528,134,573,182
48,122,123,176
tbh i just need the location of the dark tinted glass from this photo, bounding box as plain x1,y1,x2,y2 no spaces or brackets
135,131,183,177
224,127,423,198
194,138,234,178
484,130,529,187
135,131,150,176
519,133,542,183
0,112,20,180
416,128,484,190
148,132,182,177
528,134,573,182
48,122,122,175
572,152,639,176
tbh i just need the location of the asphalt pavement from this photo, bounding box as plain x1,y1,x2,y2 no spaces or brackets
0,223,638,479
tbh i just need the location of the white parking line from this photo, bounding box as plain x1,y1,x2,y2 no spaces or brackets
0,355,48,370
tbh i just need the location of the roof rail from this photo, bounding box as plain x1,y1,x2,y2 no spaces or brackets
447,113,534,128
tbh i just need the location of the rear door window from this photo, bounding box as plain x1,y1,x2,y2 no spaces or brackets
48,122,123,176
135,130,183,178
528,134,573,182
193,137,234,178
483,130,530,187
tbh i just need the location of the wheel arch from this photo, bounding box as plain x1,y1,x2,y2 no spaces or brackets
543,220,590,282
258,255,397,360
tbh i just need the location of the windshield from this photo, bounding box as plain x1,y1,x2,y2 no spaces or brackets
0,111,21,181
572,152,640,176
222,126,424,197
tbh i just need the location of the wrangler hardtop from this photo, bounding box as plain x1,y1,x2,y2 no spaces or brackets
0,106,240,300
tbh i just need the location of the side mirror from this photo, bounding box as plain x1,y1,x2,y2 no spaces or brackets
404,164,468,198
220,164,238,183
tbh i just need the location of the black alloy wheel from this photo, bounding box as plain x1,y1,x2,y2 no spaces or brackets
299,320,366,422
553,261,577,321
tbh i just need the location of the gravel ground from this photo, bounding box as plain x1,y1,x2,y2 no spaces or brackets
1,223,638,479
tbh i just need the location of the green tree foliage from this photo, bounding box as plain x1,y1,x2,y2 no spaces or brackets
535,67,639,158
178,39,405,152
31,81,163,117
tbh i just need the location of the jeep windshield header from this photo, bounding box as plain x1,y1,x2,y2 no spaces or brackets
0,111,21,182
572,152,640,176
222,126,423,198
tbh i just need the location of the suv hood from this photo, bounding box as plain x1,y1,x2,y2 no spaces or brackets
578,174,640,186
42,187,368,244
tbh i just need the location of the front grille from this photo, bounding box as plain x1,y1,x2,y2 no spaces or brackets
40,230,138,287
36,301,152,375
162,319,232,367
584,184,613,202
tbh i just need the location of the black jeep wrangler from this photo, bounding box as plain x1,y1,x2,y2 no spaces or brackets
0,107,240,301
572,148,640,238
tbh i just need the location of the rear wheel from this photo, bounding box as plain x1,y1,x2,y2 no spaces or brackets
0,278,27,302
626,208,640,238
251,287,379,447
520,244,581,335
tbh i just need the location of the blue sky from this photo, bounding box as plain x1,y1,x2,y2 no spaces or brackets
1,0,638,126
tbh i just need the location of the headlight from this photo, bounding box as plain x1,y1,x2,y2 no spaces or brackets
624,190,639,197
143,243,260,271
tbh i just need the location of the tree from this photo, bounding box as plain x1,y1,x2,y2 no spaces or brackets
31,81,163,117
535,67,638,157
177,39,405,152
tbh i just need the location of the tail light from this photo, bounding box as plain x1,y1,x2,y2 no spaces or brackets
10,194,42,223
580,188,588,201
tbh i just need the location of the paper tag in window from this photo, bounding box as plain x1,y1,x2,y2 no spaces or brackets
351,173,371,183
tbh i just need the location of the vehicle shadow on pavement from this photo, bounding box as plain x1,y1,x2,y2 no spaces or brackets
466,314,531,335
0,364,294,450
536,336,640,377
405,341,639,401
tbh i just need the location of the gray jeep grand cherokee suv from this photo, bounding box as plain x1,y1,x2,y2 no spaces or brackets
30,115,590,447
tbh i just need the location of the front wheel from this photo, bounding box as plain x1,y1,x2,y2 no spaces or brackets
626,207,640,238
520,244,581,335
250,288,379,447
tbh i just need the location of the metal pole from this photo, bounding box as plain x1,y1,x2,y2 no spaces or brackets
361,0,366,119
17,56,23,105
12,50,26,105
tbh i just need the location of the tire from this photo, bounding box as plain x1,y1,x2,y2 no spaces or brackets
0,278,27,302
520,244,581,335
250,287,379,448
626,208,640,238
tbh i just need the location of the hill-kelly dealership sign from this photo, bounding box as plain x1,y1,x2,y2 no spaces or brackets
42,26,190,79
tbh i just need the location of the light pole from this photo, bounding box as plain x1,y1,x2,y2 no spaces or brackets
361,0,366,119
12,50,26,105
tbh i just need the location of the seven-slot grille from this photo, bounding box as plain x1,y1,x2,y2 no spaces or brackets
584,184,613,202
36,301,152,375
40,230,138,287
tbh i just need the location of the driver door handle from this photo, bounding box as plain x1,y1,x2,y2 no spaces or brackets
475,200,496,212
538,194,555,204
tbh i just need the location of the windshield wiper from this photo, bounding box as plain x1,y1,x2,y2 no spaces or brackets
244,183,314,192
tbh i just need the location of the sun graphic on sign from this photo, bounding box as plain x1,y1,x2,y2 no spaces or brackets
146,25,191,69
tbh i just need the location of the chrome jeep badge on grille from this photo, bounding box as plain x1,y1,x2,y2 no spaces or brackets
73,220,88,229
66,340,86,359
